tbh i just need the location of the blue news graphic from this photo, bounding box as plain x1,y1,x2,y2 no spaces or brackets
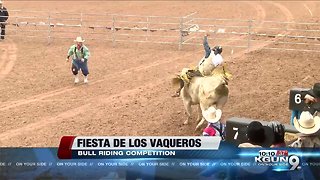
0,144,320,179
72,147,239,159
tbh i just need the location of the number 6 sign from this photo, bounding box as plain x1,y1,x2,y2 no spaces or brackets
289,88,310,111
294,94,302,104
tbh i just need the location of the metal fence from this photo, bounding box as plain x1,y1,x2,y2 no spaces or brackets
3,10,320,52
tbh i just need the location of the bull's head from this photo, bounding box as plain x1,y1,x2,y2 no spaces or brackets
171,68,189,89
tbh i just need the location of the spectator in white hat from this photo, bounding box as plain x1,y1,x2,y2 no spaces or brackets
290,111,320,148
294,111,320,135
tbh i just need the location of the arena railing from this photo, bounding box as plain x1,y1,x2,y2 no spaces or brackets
3,11,320,52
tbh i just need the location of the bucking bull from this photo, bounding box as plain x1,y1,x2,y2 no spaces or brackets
172,66,231,131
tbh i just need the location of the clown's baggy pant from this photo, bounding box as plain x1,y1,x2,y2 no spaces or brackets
0,23,6,40
72,59,89,76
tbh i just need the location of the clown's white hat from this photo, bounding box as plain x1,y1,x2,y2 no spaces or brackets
74,36,85,43
202,107,222,123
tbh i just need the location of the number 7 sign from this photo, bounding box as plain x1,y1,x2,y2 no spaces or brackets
233,127,238,140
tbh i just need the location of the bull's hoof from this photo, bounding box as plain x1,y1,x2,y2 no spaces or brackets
171,92,180,97
194,129,202,135
194,127,199,133
194,124,202,132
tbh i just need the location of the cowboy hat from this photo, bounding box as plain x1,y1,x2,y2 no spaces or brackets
74,36,85,43
0,0,3,4
294,111,320,135
202,107,222,124
246,121,274,147
311,83,320,98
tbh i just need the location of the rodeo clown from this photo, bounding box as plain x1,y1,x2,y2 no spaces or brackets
0,0,9,40
66,36,90,84
202,107,225,140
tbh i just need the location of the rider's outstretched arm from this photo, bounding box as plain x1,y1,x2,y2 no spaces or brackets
203,35,211,58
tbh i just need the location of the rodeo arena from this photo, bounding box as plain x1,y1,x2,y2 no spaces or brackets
1,1,320,150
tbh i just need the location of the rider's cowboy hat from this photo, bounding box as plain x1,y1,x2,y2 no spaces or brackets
0,0,3,4
294,111,320,135
202,107,222,124
74,36,85,43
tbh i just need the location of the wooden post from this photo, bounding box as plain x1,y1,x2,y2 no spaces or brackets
47,12,51,45
179,17,184,50
247,19,253,52
80,12,83,37
15,15,18,36
284,23,288,50
112,15,116,47
146,16,149,41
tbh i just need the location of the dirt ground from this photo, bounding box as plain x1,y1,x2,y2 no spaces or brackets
0,1,320,147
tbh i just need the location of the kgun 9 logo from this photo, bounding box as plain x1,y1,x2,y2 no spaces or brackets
255,150,301,171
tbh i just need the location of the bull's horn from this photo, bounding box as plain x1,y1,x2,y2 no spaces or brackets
202,107,222,123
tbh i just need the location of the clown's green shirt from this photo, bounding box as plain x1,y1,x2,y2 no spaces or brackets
67,45,90,60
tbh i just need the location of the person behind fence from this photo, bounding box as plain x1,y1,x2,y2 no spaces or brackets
302,83,320,114
268,121,286,147
66,36,90,84
290,83,320,125
202,107,225,140
238,121,274,148
0,0,9,40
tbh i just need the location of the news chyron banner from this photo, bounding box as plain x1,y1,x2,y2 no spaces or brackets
57,136,221,159
0,136,319,180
